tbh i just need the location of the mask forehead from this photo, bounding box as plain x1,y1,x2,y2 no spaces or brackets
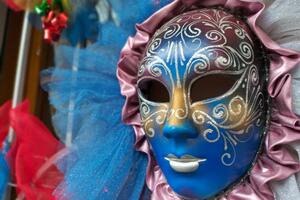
139,8,256,88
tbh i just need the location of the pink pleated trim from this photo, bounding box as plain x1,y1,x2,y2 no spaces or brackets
117,0,300,199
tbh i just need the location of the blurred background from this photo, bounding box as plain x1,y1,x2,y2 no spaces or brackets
0,1,171,198
0,2,55,198
0,1,54,131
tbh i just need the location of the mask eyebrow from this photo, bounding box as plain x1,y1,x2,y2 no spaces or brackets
139,55,175,89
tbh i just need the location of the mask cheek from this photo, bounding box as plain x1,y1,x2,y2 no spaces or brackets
144,115,169,162
141,103,168,138
190,105,218,141
189,103,248,165
199,122,222,144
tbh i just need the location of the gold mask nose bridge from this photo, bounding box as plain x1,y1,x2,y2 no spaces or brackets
168,87,189,126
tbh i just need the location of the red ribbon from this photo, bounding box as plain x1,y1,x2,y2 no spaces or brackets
42,11,68,42
7,100,63,199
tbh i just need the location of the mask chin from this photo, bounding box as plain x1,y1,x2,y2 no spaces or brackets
138,7,269,199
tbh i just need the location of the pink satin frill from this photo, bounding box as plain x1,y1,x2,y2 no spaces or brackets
117,0,300,199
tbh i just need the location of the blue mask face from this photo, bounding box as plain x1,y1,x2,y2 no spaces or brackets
137,8,269,199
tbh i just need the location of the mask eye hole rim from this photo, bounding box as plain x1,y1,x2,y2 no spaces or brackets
137,77,170,104
189,70,244,106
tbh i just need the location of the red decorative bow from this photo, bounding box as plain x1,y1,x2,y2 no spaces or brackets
42,10,68,43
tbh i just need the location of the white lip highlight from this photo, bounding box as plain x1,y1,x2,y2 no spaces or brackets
165,155,207,173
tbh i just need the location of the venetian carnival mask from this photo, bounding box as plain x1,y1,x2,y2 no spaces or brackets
137,8,269,199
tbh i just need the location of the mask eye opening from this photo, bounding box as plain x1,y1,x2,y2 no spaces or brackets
138,78,170,103
190,74,240,104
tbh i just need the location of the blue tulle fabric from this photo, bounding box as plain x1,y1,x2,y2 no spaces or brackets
41,1,172,199
63,3,99,46
62,0,173,46
0,151,8,199
0,143,10,200
42,45,149,200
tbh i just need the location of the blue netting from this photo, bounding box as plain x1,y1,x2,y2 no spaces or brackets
0,152,9,200
42,45,148,199
41,1,172,199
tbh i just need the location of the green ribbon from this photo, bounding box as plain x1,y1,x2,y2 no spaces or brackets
34,0,50,16
34,0,65,16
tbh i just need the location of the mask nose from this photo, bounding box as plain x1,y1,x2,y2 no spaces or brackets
163,87,198,140
163,120,198,140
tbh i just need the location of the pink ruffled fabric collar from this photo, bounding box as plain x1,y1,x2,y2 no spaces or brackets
117,0,300,199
